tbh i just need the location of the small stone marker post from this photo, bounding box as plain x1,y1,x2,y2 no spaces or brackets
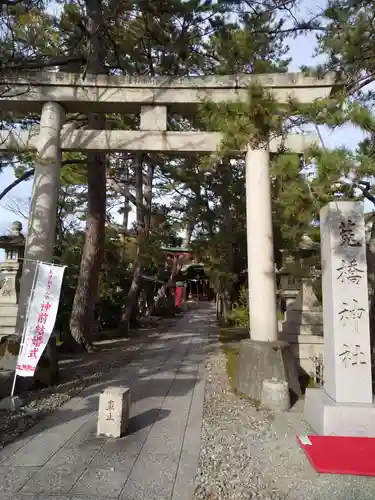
260,378,290,411
304,201,375,436
97,386,131,438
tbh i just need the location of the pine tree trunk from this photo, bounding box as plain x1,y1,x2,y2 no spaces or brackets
118,154,144,332
216,293,221,319
69,0,107,351
166,255,180,288
182,188,200,248
222,292,230,322
221,160,234,314
182,213,197,248
143,162,154,236
120,262,142,330
167,204,198,296
122,158,130,232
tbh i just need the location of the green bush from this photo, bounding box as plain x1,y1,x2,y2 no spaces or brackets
228,286,249,327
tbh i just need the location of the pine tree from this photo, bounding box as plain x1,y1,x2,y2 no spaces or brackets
173,4,303,318
299,0,375,355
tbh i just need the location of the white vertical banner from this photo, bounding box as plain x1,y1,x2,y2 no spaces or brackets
16,262,66,378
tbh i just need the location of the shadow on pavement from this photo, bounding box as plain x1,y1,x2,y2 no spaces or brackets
0,306,214,463
128,408,171,434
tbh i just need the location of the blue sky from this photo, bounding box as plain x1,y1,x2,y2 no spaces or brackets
0,6,369,236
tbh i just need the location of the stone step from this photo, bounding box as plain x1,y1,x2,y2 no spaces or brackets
0,303,17,314
0,326,16,335
0,316,17,326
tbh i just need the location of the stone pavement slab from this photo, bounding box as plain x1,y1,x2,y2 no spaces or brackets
1,306,213,500
0,466,40,496
172,360,205,500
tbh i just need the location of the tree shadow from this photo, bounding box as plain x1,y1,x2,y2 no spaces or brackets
0,307,209,461
127,408,170,434
15,313,185,406
0,361,202,462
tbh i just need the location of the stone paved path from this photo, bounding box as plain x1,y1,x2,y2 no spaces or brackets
0,306,214,500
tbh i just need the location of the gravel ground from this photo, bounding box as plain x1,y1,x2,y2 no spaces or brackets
193,349,280,500
194,345,375,500
0,317,178,450
194,347,305,500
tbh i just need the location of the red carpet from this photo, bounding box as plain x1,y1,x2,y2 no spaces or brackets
297,435,375,476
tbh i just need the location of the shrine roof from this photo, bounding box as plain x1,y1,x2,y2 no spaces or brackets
162,246,191,253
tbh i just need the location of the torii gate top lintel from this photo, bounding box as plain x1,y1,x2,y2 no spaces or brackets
0,69,339,88
0,70,340,115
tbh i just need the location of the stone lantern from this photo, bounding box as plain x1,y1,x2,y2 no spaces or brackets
0,221,25,337
279,235,323,376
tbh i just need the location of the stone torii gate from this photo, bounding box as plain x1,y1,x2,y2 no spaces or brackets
0,71,337,396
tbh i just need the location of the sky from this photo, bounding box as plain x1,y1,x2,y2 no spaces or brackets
0,1,369,239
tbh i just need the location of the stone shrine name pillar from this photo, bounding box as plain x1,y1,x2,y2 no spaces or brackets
305,201,375,436
322,202,372,404
15,101,65,336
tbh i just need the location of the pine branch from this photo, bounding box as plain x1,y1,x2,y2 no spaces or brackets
356,181,375,207
0,159,85,202
1,55,86,71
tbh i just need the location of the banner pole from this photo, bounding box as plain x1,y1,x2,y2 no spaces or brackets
10,261,41,405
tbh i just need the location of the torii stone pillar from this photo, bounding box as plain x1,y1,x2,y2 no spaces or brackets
15,101,65,336
245,148,279,341
236,145,301,402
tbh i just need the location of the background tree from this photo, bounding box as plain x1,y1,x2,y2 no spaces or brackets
5,0,375,348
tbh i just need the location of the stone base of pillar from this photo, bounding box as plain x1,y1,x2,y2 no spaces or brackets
34,340,59,387
0,369,14,399
236,339,301,403
0,335,35,398
304,388,375,437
